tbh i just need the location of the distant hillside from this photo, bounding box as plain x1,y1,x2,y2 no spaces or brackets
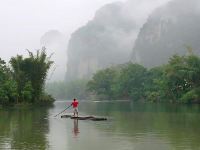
40,30,67,81
132,0,200,67
66,2,139,81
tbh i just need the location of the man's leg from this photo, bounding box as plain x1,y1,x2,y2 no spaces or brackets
75,108,78,117
73,108,75,116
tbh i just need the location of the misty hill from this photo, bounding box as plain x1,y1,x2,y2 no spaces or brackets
132,0,200,67
66,2,138,80
40,30,67,81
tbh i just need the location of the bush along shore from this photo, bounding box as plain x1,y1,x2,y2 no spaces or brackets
87,54,200,104
0,48,55,107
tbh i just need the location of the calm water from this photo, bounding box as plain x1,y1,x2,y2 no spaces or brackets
0,100,200,150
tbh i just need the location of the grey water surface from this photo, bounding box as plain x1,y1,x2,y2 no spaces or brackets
0,100,200,150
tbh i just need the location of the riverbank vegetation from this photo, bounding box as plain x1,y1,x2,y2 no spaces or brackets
87,54,200,103
45,53,200,104
0,48,54,106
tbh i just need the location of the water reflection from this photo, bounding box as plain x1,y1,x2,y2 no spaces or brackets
1,101,200,150
0,107,50,149
79,101,200,150
72,119,79,137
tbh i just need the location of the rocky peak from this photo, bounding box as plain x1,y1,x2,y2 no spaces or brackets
132,0,200,67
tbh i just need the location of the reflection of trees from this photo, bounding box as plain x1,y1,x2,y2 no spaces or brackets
0,108,49,149
81,101,200,149
156,112,200,150
116,103,200,149
80,101,133,116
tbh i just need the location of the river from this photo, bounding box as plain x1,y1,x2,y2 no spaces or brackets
0,100,200,150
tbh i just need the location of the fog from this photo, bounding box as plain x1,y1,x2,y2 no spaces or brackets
0,0,170,81
0,0,126,58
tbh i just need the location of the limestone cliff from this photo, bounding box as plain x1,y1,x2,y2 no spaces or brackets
66,2,138,80
132,0,200,67
40,30,67,81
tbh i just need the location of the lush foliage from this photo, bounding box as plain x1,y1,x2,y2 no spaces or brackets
87,54,200,103
0,58,17,105
0,48,54,106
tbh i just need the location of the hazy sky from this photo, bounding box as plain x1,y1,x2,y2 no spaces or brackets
0,0,171,81
0,0,128,61
0,0,172,61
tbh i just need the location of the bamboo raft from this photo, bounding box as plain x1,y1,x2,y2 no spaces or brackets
61,115,107,121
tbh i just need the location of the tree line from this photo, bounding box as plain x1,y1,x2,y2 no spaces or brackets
87,54,200,103
45,53,200,104
0,48,54,106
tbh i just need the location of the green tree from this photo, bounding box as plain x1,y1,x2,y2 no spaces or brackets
163,55,188,101
10,48,54,103
144,67,166,102
0,58,17,105
161,54,200,103
87,63,147,100
24,48,53,102
117,63,147,100
87,67,118,99
9,55,26,102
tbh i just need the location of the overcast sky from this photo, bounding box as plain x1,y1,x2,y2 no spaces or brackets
0,0,128,61
0,0,172,61
0,0,171,81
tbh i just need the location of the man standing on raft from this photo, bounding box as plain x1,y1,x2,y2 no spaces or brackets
71,98,79,117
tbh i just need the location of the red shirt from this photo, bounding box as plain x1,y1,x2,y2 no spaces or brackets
72,100,79,108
